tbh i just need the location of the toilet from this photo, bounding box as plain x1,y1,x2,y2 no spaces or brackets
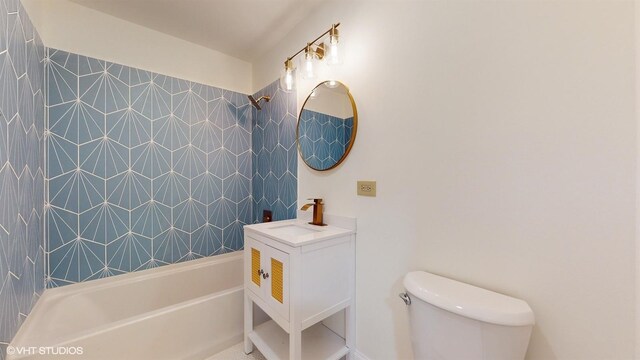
402,271,535,360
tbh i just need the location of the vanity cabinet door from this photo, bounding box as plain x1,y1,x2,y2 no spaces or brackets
265,245,290,321
245,237,264,297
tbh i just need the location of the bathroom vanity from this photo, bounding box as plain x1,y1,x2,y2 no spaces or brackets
243,216,356,360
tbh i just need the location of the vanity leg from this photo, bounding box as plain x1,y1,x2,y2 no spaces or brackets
244,294,253,354
346,304,356,359
289,330,302,360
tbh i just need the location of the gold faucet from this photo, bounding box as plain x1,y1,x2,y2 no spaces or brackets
301,198,327,226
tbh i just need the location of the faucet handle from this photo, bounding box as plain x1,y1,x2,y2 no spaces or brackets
308,198,323,204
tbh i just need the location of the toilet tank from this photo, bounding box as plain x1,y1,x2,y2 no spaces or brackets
403,271,535,360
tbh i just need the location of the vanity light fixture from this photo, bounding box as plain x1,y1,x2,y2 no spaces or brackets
279,23,341,92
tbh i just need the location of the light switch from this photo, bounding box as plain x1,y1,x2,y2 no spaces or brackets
357,181,376,197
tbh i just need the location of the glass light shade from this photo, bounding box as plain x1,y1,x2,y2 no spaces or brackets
280,64,295,92
302,50,316,80
327,35,341,65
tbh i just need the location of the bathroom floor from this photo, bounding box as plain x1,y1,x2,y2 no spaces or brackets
208,343,266,360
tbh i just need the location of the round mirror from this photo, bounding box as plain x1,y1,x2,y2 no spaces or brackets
297,81,357,171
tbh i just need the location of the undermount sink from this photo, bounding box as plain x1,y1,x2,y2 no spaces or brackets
268,224,320,237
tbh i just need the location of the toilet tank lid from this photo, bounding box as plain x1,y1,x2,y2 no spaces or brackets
403,271,535,326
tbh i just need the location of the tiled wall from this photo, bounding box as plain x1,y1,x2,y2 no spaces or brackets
0,0,45,356
298,109,353,170
45,49,252,286
251,80,297,222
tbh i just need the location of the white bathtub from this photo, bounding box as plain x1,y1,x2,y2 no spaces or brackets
9,252,244,360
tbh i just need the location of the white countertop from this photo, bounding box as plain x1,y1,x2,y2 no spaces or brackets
244,219,355,247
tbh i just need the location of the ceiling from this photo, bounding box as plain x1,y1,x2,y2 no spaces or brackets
69,0,323,62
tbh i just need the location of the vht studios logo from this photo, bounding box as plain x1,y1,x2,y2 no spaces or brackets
6,346,84,356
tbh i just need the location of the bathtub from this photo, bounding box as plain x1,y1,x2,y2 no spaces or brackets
9,252,244,360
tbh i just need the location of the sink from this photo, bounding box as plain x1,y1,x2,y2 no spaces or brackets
268,224,320,237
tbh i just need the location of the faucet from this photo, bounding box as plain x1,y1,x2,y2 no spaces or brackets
300,198,327,226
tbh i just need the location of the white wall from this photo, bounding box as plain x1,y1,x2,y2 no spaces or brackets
255,1,636,359
21,0,252,94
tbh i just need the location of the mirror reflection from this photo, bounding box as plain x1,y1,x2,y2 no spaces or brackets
297,81,357,171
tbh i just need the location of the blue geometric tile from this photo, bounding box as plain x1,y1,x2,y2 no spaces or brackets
0,274,20,345
237,150,251,179
0,164,18,232
238,197,252,225
192,223,222,257
173,89,206,125
129,68,151,87
279,114,297,150
47,206,77,252
174,198,206,234
107,62,129,85
271,145,287,178
154,227,189,264
107,108,151,148
173,145,206,179
47,55,77,107
49,238,105,282
17,168,33,219
106,170,151,209
192,119,222,153
79,202,128,245
224,173,250,203
153,171,189,207
251,124,264,154
264,173,278,205
153,114,189,151
256,150,271,177
209,148,235,180
131,80,170,119
272,200,287,222
238,104,252,133
8,217,26,278
208,197,235,230
79,64,128,113
224,124,250,155
49,100,104,144
47,134,77,178
263,120,278,150
209,98,236,130
131,141,170,179
78,55,103,76
191,171,222,206
130,200,171,239
8,13,26,77
17,76,33,128
8,116,27,171
79,137,128,179
252,174,264,203
107,232,151,272
224,221,244,251
278,172,297,207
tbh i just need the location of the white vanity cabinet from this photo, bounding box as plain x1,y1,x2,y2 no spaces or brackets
243,218,356,360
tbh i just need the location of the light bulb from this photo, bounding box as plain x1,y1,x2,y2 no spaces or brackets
325,80,339,89
327,25,341,65
303,45,316,80
280,59,295,92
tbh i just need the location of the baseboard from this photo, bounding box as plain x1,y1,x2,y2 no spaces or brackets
354,350,371,360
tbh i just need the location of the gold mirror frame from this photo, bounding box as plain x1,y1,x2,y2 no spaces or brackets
296,81,358,171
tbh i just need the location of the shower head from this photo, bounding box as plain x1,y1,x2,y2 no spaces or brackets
248,95,271,110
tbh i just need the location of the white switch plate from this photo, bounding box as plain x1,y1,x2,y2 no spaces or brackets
357,181,376,197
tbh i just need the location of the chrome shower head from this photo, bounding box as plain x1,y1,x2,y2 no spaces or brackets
248,95,271,110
